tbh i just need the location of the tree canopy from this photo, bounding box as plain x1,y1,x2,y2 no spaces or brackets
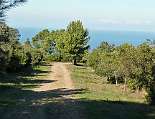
88,41,155,104
0,0,26,20
32,20,90,64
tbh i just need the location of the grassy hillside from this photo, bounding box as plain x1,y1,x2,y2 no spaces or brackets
67,64,155,119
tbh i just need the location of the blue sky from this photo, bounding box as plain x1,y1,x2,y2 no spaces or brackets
6,0,155,31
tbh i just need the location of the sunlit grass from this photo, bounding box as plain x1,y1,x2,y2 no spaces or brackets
67,64,145,103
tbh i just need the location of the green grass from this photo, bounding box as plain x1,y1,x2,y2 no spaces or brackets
67,64,155,119
68,65,145,102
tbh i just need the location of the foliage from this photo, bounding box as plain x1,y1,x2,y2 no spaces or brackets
31,49,43,66
32,20,90,64
66,20,90,64
0,23,21,72
32,29,50,49
0,0,26,20
88,41,155,104
0,23,33,72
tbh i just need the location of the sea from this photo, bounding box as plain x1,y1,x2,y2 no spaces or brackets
18,28,155,50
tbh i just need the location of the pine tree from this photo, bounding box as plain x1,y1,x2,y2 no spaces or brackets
66,20,89,65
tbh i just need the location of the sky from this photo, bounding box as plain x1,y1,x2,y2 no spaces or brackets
6,0,155,31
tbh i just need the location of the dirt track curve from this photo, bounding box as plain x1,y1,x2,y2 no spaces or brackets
34,62,74,92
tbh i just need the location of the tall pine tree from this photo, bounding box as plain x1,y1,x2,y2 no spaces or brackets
66,20,89,65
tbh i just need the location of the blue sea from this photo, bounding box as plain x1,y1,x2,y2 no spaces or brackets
18,28,155,49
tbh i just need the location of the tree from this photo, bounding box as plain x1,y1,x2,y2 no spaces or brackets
0,0,27,73
117,44,137,90
23,38,32,51
21,39,32,66
0,22,10,42
32,29,50,60
54,29,70,61
0,0,26,21
0,23,22,72
137,44,154,89
88,42,121,84
31,49,43,66
88,41,155,104
24,52,32,67
66,20,90,65
32,29,50,49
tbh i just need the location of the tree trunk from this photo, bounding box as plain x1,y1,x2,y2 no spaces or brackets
124,78,127,92
116,79,118,86
73,59,77,65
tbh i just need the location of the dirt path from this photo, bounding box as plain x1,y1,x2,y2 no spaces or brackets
31,62,85,119
34,62,74,92
0,62,85,119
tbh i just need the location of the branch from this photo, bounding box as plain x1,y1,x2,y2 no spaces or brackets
0,0,27,10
